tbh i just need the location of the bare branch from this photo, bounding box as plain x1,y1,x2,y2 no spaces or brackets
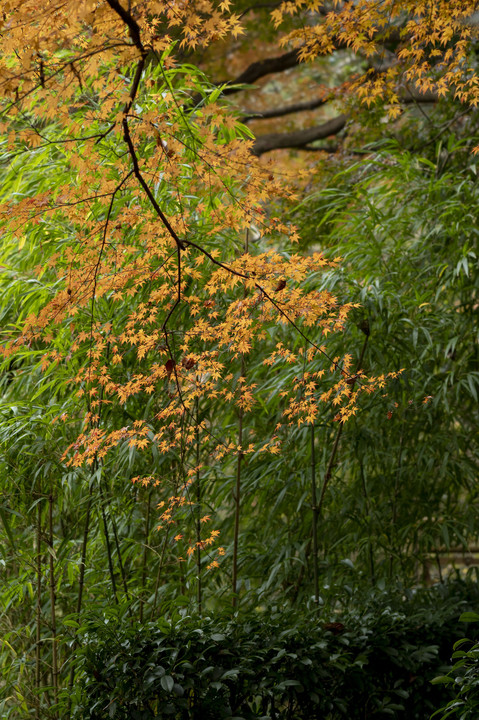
104,0,144,52
249,85,439,155
220,49,302,97
122,114,186,251
251,114,347,155
402,87,438,104
242,95,329,123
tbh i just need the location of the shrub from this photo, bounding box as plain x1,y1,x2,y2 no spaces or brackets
70,581,479,720
432,612,479,720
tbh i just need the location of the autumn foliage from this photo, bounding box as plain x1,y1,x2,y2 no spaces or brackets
0,6,384,466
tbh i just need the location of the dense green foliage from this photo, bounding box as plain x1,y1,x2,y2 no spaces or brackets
288,139,479,586
3,128,479,720
433,614,479,720
71,582,479,720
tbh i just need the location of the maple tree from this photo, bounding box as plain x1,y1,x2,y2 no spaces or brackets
1,2,479,718
0,0,386,563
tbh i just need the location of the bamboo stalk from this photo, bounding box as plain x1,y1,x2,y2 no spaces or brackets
195,397,202,614
359,459,376,586
232,400,243,609
67,484,94,703
389,427,404,579
139,488,152,623
48,492,58,716
316,332,369,519
232,231,249,610
35,501,42,720
76,486,93,616
152,528,170,614
293,330,370,603
310,423,319,604
99,481,118,603
153,460,179,615
110,505,130,602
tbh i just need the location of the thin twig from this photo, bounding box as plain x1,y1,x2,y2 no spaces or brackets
316,331,370,518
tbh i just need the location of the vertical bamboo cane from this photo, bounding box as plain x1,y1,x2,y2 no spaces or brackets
310,424,319,604
48,492,58,716
99,486,118,603
139,489,151,623
232,230,248,609
293,329,370,603
35,501,42,720
67,484,94,702
110,507,130,602
232,392,243,610
195,397,202,614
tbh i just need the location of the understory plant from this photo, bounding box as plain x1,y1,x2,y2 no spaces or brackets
70,581,479,720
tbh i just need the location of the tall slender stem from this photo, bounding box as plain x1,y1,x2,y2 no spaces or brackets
152,528,170,614
359,458,375,586
153,459,180,615
35,501,42,720
110,504,130,602
310,423,319,604
99,480,118,603
389,426,404,579
139,489,152,623
67,485,94,706
293,330,370,603
76,486,93,616
232,230,248,609
195,397,202,614
232,396,243,609
48,492,58,716
316,332,369,519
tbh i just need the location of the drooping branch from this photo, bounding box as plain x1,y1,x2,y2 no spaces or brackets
243,85,437,126
122,114,186,251
402,87,439,104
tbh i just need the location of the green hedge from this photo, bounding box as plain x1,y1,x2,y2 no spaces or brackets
70,581,479,720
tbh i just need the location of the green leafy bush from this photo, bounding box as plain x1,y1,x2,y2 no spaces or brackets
70,581,479,719
432,612,479,720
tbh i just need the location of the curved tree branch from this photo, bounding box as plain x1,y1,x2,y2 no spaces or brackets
221,48,302,96
242,94,329,122
249,86,440,155
251,114,347,155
